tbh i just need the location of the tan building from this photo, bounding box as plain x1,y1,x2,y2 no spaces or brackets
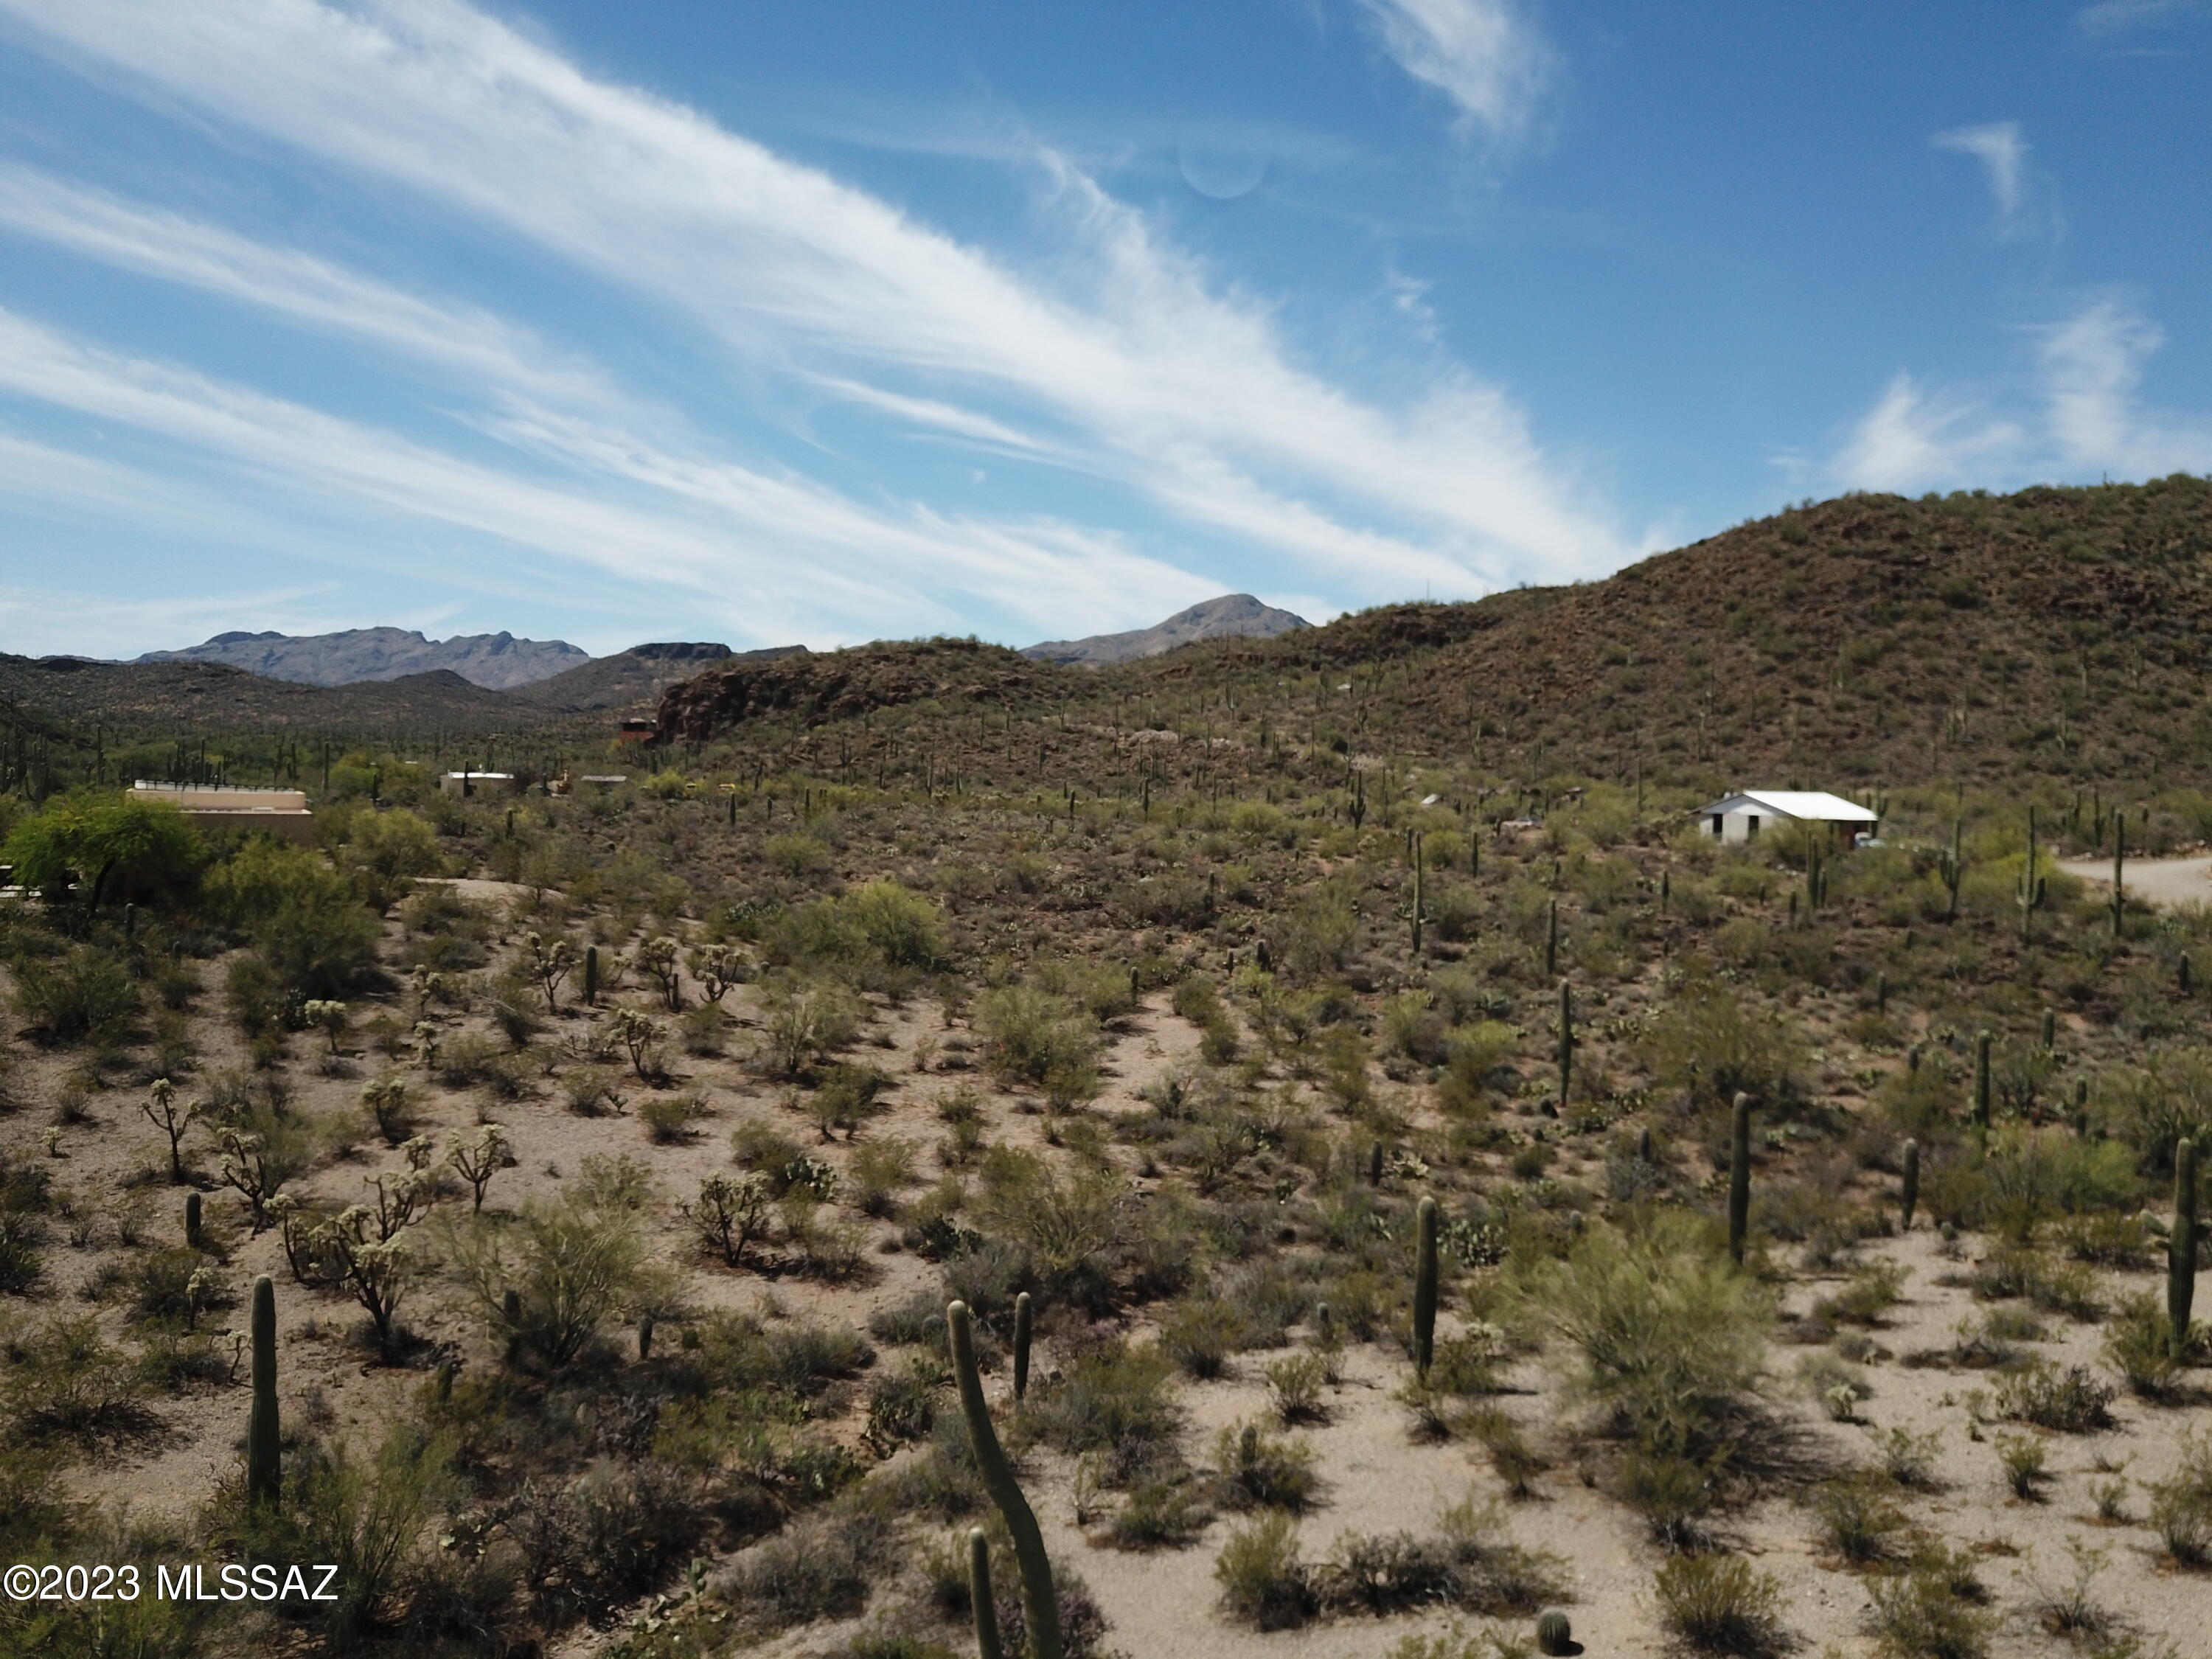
127,782,316,844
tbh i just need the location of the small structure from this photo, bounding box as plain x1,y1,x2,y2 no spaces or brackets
616,718,656,744
1694,790,1879,847
439,771,516,798
126,782,316,844
547,774,627,796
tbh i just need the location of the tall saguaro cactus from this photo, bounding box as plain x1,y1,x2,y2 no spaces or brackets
969,1528,1005,1659
1556,979,1574,1106
1413,1196,1439,1378
1544,899,1559,978
1411,830,1425,956
2112,818,2126,939
1941,818,1964,922
1012,1292,1034,1404
1728,1093,1752,1267
248,1275,280,1508
1900,1139,1920,1233
947,1301,1062,1659
2173,1138,2200,1360
2018,806,2039,945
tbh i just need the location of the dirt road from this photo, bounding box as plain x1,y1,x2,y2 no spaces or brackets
2056,851,2212,908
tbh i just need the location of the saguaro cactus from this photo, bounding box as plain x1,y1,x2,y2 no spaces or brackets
1411,830,1425,956
1973,1031,1993,1130
1544,899,1559,978
1013,1291,1034,1404
969,1528,1004,1659
248,1275,280,1508
1900,1139,1920,1232
1728,1093,1752,1266
184,1191,203,1248
2018,807,2039,945
2112,818,2126,939
583,945,600,1006
947,1301,1062,1659
1557,978,1574,1106
1941,818,1964,921
1413,1196,1439,1378
2173,1138,2199,1360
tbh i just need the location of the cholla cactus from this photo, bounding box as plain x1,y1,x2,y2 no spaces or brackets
687,1170,773,1266
686,942,746,1004
361,1077,413,1144
448,1123,509,1212
521,930,576,1012
635,936,685,1011
217,1128,279,1232
140,1077,199,1183
608,1006,665,1082
302,999,348,1054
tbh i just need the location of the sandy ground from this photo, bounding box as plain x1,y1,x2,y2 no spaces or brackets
2056,852,2212,911
8,895,2208,1659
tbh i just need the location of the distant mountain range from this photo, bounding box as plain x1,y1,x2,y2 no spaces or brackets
1021,593,1310,666
137,627,591,689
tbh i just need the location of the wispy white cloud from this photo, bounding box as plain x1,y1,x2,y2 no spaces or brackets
0,0,1625,613
1354,0,1556,142
2076,0,2212,36
1832,372,2021,493
2036,298,2212,473
0,306,1221,643
1831,297,2212,491
1932,122,2028,225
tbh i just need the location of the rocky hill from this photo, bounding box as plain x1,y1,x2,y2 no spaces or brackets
512,642,800,714
1022,593,1310,666
137,627,589,689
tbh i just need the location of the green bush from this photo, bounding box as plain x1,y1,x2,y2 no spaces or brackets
1514,1211,1772,1459
204,840,382,998
1214,1512,1314,1630
445,1176,665,1370
2,792,198,908
1212,1421,1320,1512
1026,1340,1180,1482
8,946,138,1044
1652,1552,1790,1657
974,984,1101,1098
1641,982,1806,1110
766,880,947,992
1865,1546,1996,1659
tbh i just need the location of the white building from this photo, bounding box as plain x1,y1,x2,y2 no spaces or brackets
439,771,516,797
126,782,316,844
1694,790,1878,846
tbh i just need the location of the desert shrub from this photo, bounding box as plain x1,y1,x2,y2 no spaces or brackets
764,832,832,876
1265,1352,1329,1425
767,880,947,992
1810,1475,1907,1563
2146,1432,2212,1567
9,945,139,1044
1161,1297,1243,1379
2102,1290,2181,1397
849,1138,918,1217
1513,1211,1771,1458
1110,1472,1214,1549
1652,1553,1789,1657
973,1146,1124,1304
973,984,1101,1098
712,1512,894,1631
204,839,382,997
446,1173,664,1370
1265,886,1357,981
1,1317,154,1447
1214,1512,1314,1629
2101,1048,2212,1174
1026,1340,1180,1483
1994,1362,2115,1433
1865,1546,1997,1659
639,1090,709,1144
863,1355,947,1450
1641,982,1806,1110
1213,1421,1321,1512
760,976,866,1077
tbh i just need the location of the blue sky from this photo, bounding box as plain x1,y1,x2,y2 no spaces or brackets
1,1,2208,661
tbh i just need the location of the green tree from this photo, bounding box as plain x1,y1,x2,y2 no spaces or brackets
203,841,381,998
2,793,199,910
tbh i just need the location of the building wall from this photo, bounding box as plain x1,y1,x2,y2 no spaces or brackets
175,810,316,845
1698,806,1784,845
